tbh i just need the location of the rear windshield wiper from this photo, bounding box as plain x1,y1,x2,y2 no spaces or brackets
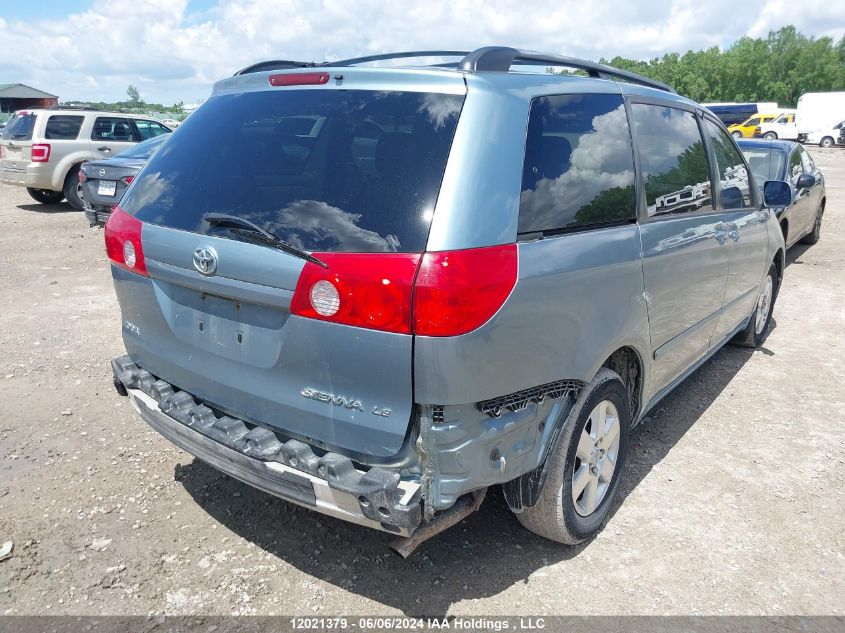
202,212,328,269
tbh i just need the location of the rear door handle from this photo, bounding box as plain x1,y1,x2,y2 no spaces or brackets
97,146,112,152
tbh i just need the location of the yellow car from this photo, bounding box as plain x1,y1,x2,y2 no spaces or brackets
728,113,780,138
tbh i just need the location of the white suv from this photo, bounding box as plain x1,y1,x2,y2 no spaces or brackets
0,107,170,208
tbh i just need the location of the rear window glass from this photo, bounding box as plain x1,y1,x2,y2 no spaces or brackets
519,93,637,235
113,134,168,160
45,115,84,140
1,112,37,140
741,147,785,185
121,89,464,253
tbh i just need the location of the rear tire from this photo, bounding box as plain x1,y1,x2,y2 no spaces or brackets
763,132,777,140
26,188,64,204
733,262,778,348
820,137,834,149
63,166,84,210
801,203,824,245
515,368,630,544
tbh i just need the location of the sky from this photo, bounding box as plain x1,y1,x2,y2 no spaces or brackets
0,0,843,105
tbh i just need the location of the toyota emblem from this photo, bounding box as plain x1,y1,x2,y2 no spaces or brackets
193,247,218,276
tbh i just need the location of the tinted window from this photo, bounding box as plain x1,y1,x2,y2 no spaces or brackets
631,104,713,217
45,115,83,140
788,150,803,186
518,94,636,234
120,90,464,253
703,120,751,208
1,112,36,140
113,134,168,160
741,147,786,187
135,119,170,140
92,117,135,142
799,147,815,174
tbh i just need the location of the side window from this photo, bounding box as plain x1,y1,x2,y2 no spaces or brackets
747,117,760,126
630,104,713,217
703,119,751,209
788,150,803,186
800,147,815,174
518,93,637,234
135,119,170,141
91,117,135,142
44,115,83,140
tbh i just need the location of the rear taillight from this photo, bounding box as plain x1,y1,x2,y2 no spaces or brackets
104,206,147,276
31,143,51,162
78,169,87,183
291,253,420,334
122,175,134,185
413,244,517,336
269,72,330,87
290,244,518,337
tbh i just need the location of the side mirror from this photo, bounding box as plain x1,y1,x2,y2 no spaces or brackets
763,180,793,208
796,173,816,189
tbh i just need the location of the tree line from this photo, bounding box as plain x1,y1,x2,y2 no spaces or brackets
599,26,845,106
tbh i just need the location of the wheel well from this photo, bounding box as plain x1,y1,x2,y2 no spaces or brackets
773,248,785,289
601,346,642,419
780,219,788,241
62,162,85,188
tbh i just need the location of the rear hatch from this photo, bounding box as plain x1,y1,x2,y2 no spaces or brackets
109,76,465,459
0,111,37,170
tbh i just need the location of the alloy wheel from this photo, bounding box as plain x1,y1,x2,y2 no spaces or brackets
755,273,773,335
572,400,621,516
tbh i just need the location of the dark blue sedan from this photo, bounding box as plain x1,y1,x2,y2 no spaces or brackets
80,134,169,226
738,139,826,248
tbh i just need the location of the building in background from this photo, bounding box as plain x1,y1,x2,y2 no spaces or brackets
0,84,59,117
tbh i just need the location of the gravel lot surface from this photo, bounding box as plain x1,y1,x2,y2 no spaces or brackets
0,150,843,617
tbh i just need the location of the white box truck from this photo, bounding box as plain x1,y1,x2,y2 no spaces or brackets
795,92,845,143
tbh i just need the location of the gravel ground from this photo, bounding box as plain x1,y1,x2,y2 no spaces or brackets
0,150,843,617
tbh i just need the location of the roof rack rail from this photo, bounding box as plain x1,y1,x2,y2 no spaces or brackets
459,46,676,93
330,50,468,66
234,60,319,76
233,47,675,93
50,104,103,111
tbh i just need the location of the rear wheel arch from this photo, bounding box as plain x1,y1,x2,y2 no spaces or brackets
600,346,644,422
773,248,785,287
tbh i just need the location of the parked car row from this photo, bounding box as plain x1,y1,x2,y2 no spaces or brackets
99,48,824,553
707,93,845,149
0,106,171,211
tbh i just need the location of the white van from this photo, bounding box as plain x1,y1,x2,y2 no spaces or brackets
803,120,845,148
757,110,798,140
795,92,845,143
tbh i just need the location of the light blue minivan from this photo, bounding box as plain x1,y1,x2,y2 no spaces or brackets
106,47,790,554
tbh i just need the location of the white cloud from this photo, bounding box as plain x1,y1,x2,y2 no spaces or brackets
0,0,842,104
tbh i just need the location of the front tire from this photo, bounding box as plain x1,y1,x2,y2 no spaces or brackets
733,262,778,348
515,368,630,544
820,137,834,149
731,131,742,139
63,166,84,210
26,188,64,204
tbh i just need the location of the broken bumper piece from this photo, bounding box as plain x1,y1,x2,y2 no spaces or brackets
112,355,422,536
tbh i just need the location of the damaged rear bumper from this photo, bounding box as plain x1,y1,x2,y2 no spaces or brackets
112,355,422,536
